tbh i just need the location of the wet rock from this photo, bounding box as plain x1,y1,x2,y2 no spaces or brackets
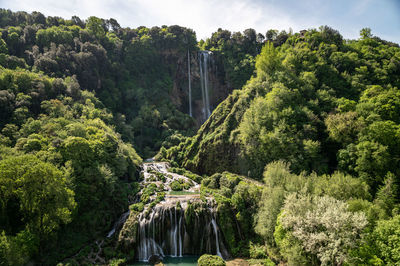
117,212,139,252
148,254,162,264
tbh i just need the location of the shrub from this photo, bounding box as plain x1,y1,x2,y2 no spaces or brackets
130,203,144,212
373,215,400,264
197,254,225,266
278,193,368,265
170,180,183,191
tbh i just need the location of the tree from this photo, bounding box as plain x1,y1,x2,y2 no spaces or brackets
325,111,363,145
86,16,105,39
255,161,306,244
0,155,76,255
265,29,278,42
373,215,400,264
374,173,400,217
360,28,372,39
17,162,76,240
255,42,280,81
278,193,368,265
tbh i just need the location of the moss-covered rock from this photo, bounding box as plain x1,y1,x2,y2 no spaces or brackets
217,201,238,256
198,254,226,266
117,212,139,256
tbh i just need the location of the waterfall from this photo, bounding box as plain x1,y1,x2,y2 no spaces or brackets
135,202,228,262
199,51,212,121
106,210,130,238
115,162,229,262
211,217,222,258
188,50,192,117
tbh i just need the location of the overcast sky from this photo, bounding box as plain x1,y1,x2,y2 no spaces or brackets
1,0,399,43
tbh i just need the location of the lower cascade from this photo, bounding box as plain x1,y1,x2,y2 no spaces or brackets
136,201,227,261
115,162,229,262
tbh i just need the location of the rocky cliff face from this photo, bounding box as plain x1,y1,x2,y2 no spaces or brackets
171,51,232,127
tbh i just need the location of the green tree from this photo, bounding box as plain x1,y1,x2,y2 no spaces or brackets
255,42,281,81
0,155,76,257
279,193,368,265
373,215,400,264
86,16,105,39
360,28,372,39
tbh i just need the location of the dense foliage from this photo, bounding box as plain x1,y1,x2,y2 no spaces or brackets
0,63,141,264
0,8,199,157
163,26,400,183
197,254,226,266
162,26,400,265
201,172,262,257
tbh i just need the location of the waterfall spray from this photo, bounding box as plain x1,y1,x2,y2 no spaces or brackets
188,49,192,117
135,202,228,261
199,51,212,121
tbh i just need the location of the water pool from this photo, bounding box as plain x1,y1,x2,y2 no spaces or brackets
132,256,199,266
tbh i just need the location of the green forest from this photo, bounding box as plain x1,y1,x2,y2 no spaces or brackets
0,8,400,266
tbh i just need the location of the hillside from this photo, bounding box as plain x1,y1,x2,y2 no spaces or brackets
161,27,400,184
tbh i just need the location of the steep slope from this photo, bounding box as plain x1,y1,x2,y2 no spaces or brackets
0,67,142,264
159,81,260,175
161,27,400,184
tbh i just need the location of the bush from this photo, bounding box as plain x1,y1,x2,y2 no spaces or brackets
278,193,368,265
108,258,126,266
130,203,144,212
249,242,267,259
197,254,226,266
373,215,400,264
170,180,182,191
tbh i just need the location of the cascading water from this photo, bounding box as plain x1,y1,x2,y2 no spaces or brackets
107,210,130,238
114,162,229,262
199,51,212,121
210,214,222,258
188,50,192,117
136,201,228,261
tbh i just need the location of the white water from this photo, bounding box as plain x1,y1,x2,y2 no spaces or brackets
136,203,226,262
199,51,212,121
188,50,192,117
211,218,222,258
137,210,165,261
107,210,130,238
134,162,227,262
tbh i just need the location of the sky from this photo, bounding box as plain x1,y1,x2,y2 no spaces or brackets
1,0,399,43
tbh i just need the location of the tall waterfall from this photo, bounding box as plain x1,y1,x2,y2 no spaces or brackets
199,51,212,120
188,50,192,117
136,201,228,262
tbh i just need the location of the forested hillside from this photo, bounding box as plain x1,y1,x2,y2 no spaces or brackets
0,9,199,158
0,9,269,264
160,27,400,265
163,27,400,182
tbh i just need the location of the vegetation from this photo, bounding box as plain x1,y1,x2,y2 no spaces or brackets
0,8,198,158
163,26,400,265
201,171,262,257
198,254,226,266
164,27,400,182
0,72,142,263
